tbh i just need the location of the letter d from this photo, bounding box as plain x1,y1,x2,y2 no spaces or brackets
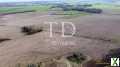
62,22,76,37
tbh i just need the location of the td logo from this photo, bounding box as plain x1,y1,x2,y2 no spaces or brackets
111,58,119,67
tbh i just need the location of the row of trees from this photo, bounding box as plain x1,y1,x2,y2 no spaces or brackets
52,3,102,14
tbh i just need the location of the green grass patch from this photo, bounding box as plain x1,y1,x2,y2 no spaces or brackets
22,5,51,12
16,62,42,67
91,3,120,10
67,53,86,64
0,5,51,14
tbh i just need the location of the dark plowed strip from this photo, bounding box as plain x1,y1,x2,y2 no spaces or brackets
74,34,117,43
0,10,36,16
0,38,11,43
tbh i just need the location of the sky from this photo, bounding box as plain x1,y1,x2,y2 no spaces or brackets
0,0,118,3
0,0,58,2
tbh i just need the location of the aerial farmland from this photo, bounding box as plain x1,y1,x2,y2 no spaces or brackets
0,0,120,67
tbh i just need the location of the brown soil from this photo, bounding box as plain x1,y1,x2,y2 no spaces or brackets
0,11,120,67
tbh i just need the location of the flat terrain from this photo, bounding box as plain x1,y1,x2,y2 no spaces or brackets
0,8,120,67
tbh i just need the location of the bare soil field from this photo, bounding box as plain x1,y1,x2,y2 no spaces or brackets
0,11,120,67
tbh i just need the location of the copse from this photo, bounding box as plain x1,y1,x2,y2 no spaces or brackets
51,3,102,14
66,6,102,14
73,7,85,11
73,7,102,14
84,8,102,14
76,4,92,7
73,5,102,14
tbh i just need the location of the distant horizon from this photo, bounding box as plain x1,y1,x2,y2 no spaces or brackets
0,0,61,3
0,0,119,4
0,0,117,2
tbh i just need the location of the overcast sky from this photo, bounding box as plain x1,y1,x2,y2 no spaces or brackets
0,0,118,3
0,0,59,2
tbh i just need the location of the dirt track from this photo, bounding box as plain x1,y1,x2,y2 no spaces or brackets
0,12,120,66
